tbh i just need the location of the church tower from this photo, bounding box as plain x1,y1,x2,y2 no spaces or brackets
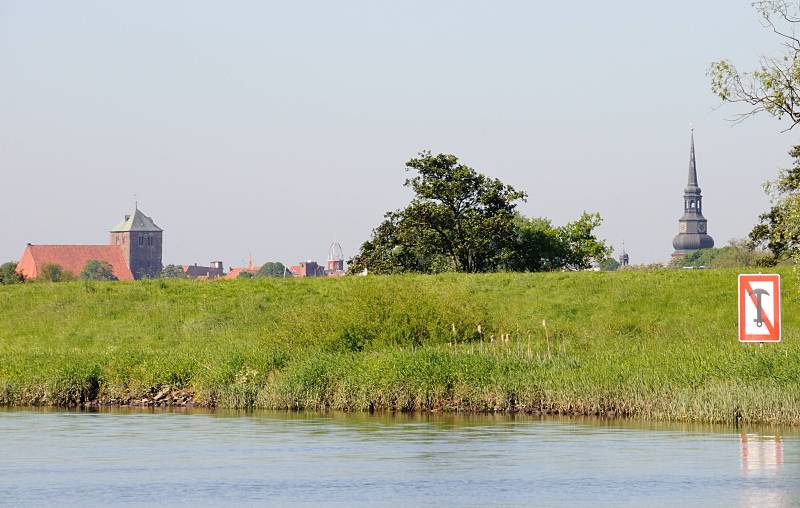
672,130,714,257
110,205,163,279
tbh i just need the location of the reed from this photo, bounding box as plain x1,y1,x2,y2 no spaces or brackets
1,269,799,424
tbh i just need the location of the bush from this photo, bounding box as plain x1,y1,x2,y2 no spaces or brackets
599,257,620,271
161,264,188,278
256,262,289,278
0,261,24,284
669,240,771,269
38,263,76,282
80,260,118,281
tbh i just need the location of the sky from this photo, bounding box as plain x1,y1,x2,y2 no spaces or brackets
0,1,797,267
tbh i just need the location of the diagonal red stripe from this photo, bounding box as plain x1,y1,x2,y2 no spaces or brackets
742,280,776,336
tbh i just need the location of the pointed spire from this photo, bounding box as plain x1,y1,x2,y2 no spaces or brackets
687,128,699,188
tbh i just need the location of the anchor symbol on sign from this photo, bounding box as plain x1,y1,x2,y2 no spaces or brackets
748,288,770,327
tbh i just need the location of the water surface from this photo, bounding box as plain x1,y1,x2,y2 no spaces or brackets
0,409,797,507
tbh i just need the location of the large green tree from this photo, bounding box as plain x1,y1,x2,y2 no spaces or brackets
350,152,607,274
710,1,800,262
350,152,526,274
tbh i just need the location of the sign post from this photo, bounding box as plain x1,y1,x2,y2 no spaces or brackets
738,274,781,343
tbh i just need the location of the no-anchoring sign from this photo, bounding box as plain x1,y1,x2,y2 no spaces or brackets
738,274,781,343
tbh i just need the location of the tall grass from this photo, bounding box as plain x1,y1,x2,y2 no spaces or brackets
1,270,798,424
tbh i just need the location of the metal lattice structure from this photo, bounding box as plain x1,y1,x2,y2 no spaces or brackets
328,242,343,262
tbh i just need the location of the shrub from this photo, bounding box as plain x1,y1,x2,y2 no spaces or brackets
0,261,24,284
256,262,289,278
161,264,188,278
38,263,76,282
80,260,118,281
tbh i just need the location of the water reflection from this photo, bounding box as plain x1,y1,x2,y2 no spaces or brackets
741,434,783,474
1,409,799,507
740,434,787,508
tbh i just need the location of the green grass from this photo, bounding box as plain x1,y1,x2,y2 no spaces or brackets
1,270,799,424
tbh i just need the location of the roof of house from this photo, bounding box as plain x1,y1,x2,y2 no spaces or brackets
224,267,258,280
15,244,134,281
183,265,225,278
111,207,162,233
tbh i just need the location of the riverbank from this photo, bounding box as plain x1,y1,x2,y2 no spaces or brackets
1,270,798,424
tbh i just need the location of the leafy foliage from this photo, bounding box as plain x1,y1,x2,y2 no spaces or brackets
599,257,621,272
504,213,609,272
80,260,118,281
710,1,800,130
237,271,254,279
749,145,800,263
350,152,607,274
710,4,800,264
257,262,289,278
161,264,188,279
670,240,771,268
38,263,76,282
0,261,24,284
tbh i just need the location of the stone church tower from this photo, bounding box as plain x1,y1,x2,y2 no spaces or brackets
672,131,714,257
110,206,163,279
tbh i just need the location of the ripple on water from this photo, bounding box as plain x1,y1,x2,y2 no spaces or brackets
0,409,797,507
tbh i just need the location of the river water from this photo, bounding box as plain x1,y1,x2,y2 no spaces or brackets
0,409,797,507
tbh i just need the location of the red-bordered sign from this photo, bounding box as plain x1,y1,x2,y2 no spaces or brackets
738,274,781,343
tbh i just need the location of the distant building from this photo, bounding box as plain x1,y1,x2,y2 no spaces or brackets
110,207,164,279
290,243,347,277
16,205,162,281
672,131,714,257
326,242,345,275
290,261,324,277
619,244,629,267
183,261,224,279
225,256,258,279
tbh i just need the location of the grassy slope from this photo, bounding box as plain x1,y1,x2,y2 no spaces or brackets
1,270,799,424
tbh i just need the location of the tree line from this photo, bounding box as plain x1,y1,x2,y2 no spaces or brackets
0,259,293,283
0,259,119,283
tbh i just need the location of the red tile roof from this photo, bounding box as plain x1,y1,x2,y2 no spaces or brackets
224,267,258,280
16,244,134,281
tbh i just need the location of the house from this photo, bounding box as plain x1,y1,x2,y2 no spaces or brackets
224,256,258,279
183,261,224,279
290,261,324,277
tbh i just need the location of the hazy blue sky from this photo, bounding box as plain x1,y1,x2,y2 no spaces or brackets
0,1,796,266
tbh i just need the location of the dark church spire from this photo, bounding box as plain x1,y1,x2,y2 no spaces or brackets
686,129,699,192
672,129,713,257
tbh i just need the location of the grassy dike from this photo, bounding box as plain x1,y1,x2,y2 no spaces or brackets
1,269,799,424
